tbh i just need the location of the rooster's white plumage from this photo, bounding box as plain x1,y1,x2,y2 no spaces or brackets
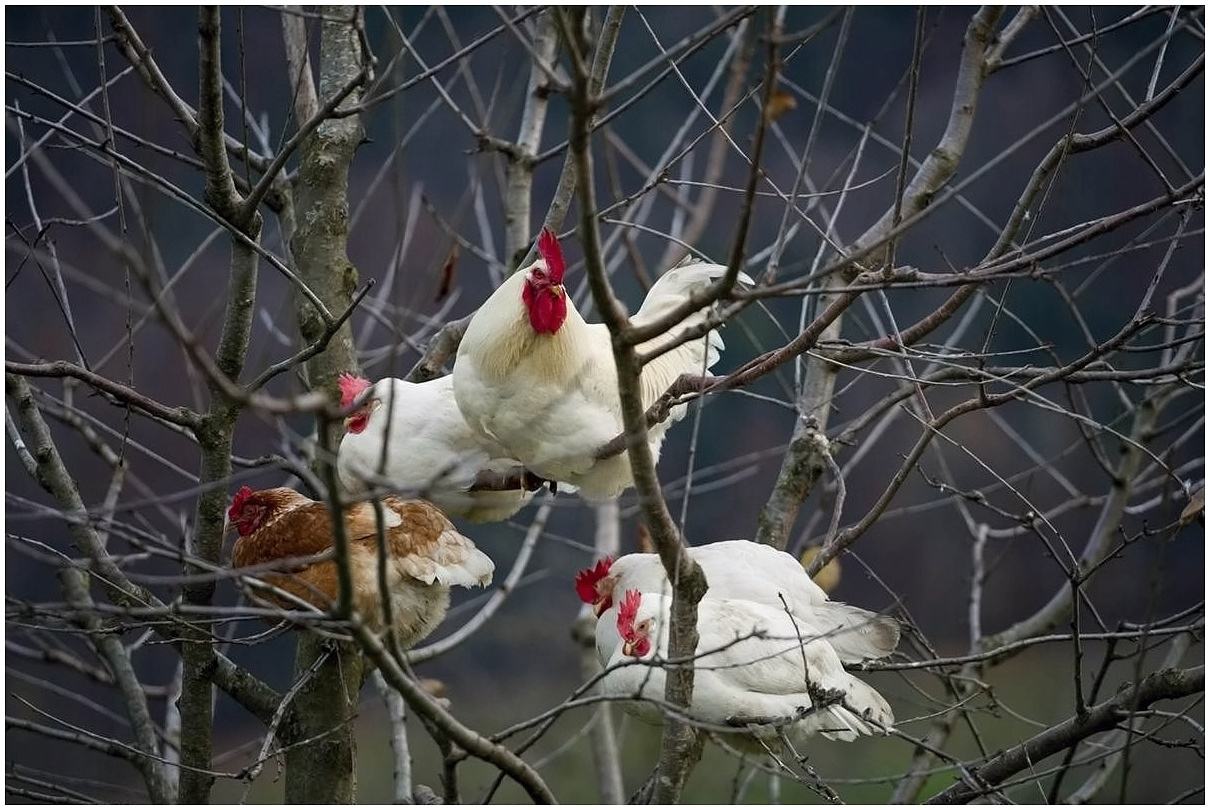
453,229,751,501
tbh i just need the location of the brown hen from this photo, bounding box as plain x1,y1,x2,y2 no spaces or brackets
228,486,493,647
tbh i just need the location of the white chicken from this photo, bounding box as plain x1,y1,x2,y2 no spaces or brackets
453,229,752,501
601,589,894,747
336,373,536,523
575,540,900,665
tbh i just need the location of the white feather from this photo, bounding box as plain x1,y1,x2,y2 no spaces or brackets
338,376,534,523
601,593,894,748
600,540,900,664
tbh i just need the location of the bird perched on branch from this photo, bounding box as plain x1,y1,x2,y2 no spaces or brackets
453,229,752,501
602,589,894,747
575,540,900,665
336,373,539,523
228,486,493,646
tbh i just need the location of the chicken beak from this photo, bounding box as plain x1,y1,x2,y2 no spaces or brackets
550,284,565,298
593,599,608,618
621,639,635,656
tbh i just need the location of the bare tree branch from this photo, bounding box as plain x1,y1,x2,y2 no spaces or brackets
926,666,1205,804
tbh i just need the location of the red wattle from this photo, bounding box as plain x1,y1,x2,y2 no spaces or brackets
523,282,567,334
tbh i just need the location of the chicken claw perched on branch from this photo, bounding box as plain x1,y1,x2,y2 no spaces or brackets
521,470,559,494
467,466,558,494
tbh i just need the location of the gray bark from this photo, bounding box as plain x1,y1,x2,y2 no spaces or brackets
179,10,265,801
283,5,368,803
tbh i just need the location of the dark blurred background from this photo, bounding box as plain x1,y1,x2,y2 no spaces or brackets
6,6,1204,803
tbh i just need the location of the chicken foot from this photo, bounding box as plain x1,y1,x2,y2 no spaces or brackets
468,466,558,494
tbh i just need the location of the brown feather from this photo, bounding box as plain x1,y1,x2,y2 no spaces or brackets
230,490,489,628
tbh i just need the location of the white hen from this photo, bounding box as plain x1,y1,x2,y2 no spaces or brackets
337,374,535,523
576,540,900,665
600,590,894,748
453,229,751,501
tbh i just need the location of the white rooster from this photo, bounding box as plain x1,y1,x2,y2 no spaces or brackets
336,373,537,523
575,540,900,665
453,229,752,501
601,590,894,747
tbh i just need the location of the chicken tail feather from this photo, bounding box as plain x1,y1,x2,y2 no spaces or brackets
813,603,902,663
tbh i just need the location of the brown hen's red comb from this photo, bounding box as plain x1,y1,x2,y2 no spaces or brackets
574,557,613,604
338,373,372,409
228,486,254,522
616,589,642,636
537,228,565,283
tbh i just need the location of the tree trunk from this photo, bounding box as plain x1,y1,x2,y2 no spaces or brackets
284,636,366,804
284,5,367,803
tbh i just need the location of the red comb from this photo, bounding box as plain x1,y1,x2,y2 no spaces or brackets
616,589,642,637
537,228,565,283
338,373,372,409
228,485,254,522
574,557,613,604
